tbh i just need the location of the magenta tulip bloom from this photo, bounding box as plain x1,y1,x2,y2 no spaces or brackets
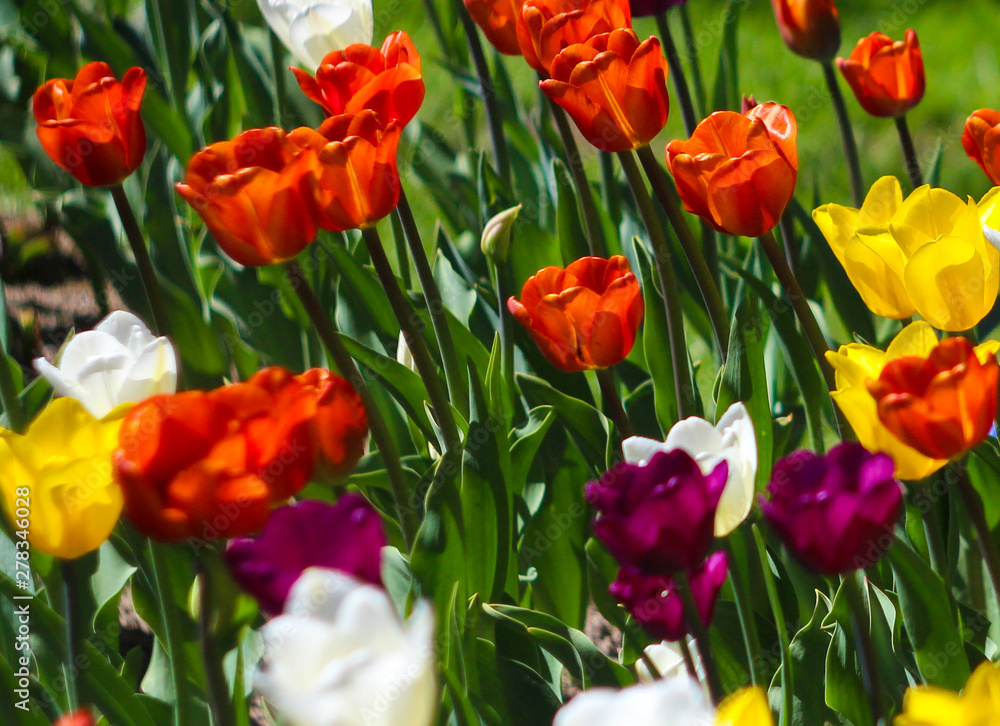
761,443,903,575
587,450,727,574
630,0,688,17
610,551,728,641
225,495,385,614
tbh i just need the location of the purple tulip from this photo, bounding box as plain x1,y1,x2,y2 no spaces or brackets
760,442,903,575
610,551,729,641
630,0,688,18
587,450,727,574
225,495,385,614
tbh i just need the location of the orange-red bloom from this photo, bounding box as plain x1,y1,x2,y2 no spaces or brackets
291,110,402,232
666,102,798,238
770,0,840,61
465,0,526,55
114,367,367,542
963,109,1000,186
516,0,631,75
54,710,96,726
507,255,643,372
176,127,320,267
541,29,669,152
291,31,425,127
867,337,999,460
837,30,924,118
33,62,146,187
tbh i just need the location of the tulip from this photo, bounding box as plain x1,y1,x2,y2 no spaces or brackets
962,109,1000,186
588,449,727,573
464,0,525,55
507,255,644,372
610,552,728,642
623,402,757,537
769,0,840,61
666,102,798,238
33,62,146,187
0,399,123,559
634,640,696,682
225,495,385,614
114,367,367,542
54,709,97,726
291,31,425,127
629,0,687,17
516,0,631,75
176,127,320,267
540,29,669,153
291,111,402,231
33,311,177,419
256,0,374,70
761,442,903,575
256,567,437,726
979,186,1000,251
716,689,775,726
837,30,924,118
813,179,1000,330
867,337,999,461
552,676,714,726
481,204,522,263
896,660,1000,726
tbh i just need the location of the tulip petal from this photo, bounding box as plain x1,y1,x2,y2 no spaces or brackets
842,230,915,319
904,236,993,331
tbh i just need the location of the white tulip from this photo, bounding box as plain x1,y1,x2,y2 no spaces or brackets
33,311,177,419
622,402,757,537
635,639,700,684
257,0,374,70
553,676,715,726
256,567,437,726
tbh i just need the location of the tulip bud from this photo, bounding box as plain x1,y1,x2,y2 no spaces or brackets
481,204,522,263
770,0,841,62
837,30,924,118
54,709,97,726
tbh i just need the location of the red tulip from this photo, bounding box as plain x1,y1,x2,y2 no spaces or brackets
516,0,631,75
464,0,526,55
837,30,925,118
769,0,841,61
962,109,1000,186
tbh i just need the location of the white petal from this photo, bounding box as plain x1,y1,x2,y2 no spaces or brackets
117,337,178,405
663,417,725,459
32,357,105,416
716,402,757,476
285,567,363,621
621,436,669,466
635,641,689,683
554,678,714,726
94,311,156,355
257,0,295,50
287,2,374,69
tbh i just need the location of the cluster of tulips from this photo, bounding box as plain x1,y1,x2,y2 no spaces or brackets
9,0,1000,724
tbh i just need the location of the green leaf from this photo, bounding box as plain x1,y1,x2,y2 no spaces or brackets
516,373,607,474
634,239,676,433
787,591,838,726
510,407,557,496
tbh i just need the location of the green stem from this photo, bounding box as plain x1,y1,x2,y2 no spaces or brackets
420,0,452,59
61,560,80,711
726,535,763,686
617,150,693,418
822,62,865,207
955,463,1000,610
360,227,462,456
395,191,465,412
753,525,793,726
678,5,706,115
596,367,634,439
895,114,924,190
778,213,799,279
0,335,25,433
494,261,518,417
148,541,193,726
655,13,697,136
841,572,883,726
285,260,420,547
110,185,171,337
674,570,724,703
636,145,730,361
196,555,235,726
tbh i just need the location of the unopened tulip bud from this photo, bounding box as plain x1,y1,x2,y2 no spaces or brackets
481,204,522,263
770,0,841,62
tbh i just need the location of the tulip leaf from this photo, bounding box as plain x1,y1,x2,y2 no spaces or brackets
783,590,838,726
633,240,677,434
510,406,557,495
822,582,874,726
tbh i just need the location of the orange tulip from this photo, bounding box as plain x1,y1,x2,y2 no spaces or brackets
176,127,320,267
465,0,526,55
291,31,425,127
962,109,1000,186
54,710,96,726
114,367,367,542
769,0,840,61
837,30,925,118
665,102,798,238
33,62,146,187
507,255,644,372
290,110,402,232
515,0,631,75
540,29,669,152
867,337,999,460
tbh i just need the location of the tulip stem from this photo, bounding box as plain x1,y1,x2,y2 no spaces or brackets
148,540,193,726
673,570,724,703
955,464,1000,610
894,115,924,190
196,554,235,726
752,524,793,726
455,0,511,181
676,637,699,681
395,191,466,414
361,227,463,457
841,572,884,726
285,260,420,547
822,62,865,208
110,185,171,337
678,5,706,115
492,260,519,418
596,368,634,440
726,534,763,686
546,91,607,258
617,150,694,418
655,13,697,136
0,335,25,433
61,560,80,711
636,145,730,361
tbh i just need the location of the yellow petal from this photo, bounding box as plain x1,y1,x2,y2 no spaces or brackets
890,186,969,256
895,686,966,726
31,458,122,559
904,236,994,331
813,203,860,265
843,231,915,318
886,321,940,359
978,186,1000,231
826,343,888,389
975,340,1000,364
858,175,903,228
716,687,774,726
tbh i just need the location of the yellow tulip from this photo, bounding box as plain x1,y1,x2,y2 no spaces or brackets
825,321,1000,480
0,398,124,559
895,660,1000,726
813,178,1000,331
716,687,774,726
